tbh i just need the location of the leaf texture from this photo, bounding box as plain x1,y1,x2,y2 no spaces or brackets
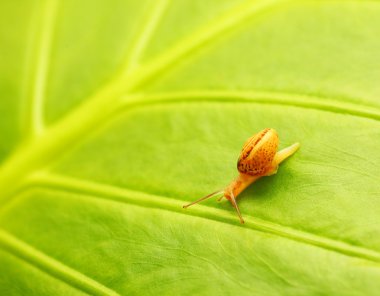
1,0,380,295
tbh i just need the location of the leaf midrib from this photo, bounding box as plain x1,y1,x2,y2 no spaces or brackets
3,0,380,205
7,0,380,205
0,0,288,204
0,1,379,292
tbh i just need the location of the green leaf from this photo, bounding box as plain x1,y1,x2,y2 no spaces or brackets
1,0,380,295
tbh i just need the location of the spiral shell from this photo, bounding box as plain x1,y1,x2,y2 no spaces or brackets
237,128,279,176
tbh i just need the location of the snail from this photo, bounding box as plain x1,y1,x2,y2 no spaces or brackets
183,128,300,224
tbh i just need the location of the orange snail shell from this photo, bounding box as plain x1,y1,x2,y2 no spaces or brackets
237,128,279,176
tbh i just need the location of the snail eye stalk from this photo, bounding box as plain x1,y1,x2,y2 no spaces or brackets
183,190,224,208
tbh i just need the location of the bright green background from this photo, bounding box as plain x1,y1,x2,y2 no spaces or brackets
1,0,380,295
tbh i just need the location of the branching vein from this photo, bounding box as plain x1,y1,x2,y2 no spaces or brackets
0,0,287,203
122,0,170,76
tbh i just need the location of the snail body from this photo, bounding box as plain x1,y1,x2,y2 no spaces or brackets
183,128,300,224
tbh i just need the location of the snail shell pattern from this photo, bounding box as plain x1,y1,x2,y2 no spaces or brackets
237,128,279,176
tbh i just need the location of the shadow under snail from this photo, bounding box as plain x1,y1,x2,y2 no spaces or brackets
183,128,300,224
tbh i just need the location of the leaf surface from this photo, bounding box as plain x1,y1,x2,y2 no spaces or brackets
1,0,380,295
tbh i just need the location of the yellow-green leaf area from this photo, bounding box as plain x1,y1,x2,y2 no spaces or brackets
1,0,380,295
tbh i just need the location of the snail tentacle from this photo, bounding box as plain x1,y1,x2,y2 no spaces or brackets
183,190,224,208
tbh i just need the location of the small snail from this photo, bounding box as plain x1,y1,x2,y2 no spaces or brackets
183,128,300,224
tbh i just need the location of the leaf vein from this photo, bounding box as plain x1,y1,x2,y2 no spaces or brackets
0,229,120,296
22,0,59,137
122,0,171,75
121,90,380,122
16,172,380,265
